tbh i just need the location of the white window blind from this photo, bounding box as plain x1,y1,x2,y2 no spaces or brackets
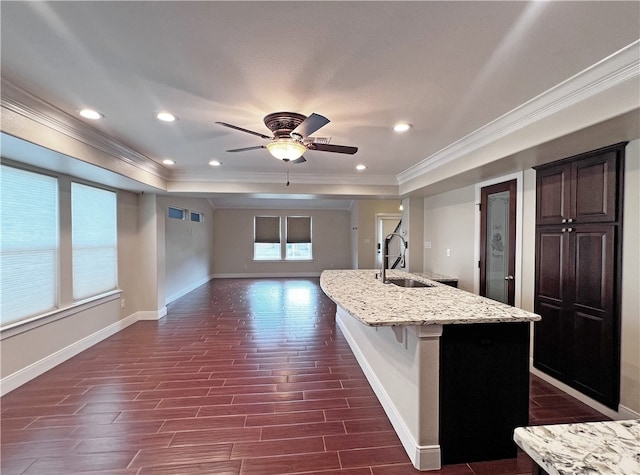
1,165,59,326
71,183,117,300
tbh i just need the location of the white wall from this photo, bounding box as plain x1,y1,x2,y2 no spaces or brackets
211,208,351,277
354,200,404,270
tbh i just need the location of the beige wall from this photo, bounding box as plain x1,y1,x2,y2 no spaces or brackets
621,139,640,414
422,140,640,416
157,195,215,303
353,200,403,269
211,208,351,276
423,184,477,291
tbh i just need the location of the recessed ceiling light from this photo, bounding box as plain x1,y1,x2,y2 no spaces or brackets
356,164,366,171
156,111,178,122
393,122,412,132
162,159,175,165
209,160,221,167
79,109,104,120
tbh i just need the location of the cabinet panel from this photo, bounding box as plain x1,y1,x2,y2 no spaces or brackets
573,152,618,223
536,231,567,300
573,227,615,311
536,165,570,226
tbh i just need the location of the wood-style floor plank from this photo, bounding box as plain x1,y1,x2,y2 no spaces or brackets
0,278,609,474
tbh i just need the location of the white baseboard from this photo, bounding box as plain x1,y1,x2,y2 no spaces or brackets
166,275,214,305
136,306,167,321
212,272,321,279
1,313,138,396
336,312,441,471
529,366,636,421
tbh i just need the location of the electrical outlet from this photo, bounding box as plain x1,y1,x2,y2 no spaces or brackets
446,248,451,257
120,298,126,309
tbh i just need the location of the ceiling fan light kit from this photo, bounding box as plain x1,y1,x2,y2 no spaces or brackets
216,111,358,164
266,138,307,161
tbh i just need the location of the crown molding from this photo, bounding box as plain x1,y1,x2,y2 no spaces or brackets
1,79,167,180
397,40,640,184
169,170,398,186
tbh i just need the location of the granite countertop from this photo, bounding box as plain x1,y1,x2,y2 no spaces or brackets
320,269,540,326
514,420,640,475
415,271,458,283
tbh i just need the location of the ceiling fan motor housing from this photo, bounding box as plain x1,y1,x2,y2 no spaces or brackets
263,112,307,139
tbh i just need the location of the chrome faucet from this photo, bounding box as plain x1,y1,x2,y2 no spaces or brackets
379,232,407,284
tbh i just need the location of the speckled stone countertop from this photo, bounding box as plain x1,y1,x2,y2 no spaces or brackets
320,269,540,326
514,420,640,475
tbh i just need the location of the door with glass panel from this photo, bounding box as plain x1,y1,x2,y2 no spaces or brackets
480,180,516,305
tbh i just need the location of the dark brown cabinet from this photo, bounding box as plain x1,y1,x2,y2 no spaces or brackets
533,143,625,410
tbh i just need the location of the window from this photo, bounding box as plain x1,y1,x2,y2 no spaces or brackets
253,215,313,261
71,183,117,300
254,216,281,260
1,166,59,326
168,206,186,220
286,216,312,260
190,211,203,222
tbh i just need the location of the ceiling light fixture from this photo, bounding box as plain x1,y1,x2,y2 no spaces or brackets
356,164,366,171
209,160,221,166
265,139,307,161
162,159,175,165
79,109,104,120
156,112,178,122
393,122,412,132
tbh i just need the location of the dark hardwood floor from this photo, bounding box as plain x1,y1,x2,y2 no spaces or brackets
0,278,609,474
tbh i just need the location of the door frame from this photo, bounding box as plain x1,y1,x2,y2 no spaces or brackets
474,172,523,307
375,213,402,269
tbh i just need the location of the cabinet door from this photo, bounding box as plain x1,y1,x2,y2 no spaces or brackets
570,225,618,406
536,164,571,226
572,152,619,223
533,228,571,380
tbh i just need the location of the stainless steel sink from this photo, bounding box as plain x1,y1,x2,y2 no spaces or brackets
386,278,434,288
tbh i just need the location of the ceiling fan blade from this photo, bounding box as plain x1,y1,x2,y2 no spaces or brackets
291,156,307,164
226,145,266,152
309,143,358,155
291,113,330,138
215,122,272,140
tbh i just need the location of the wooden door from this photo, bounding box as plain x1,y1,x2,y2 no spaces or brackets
480,180,516,305
533,227,570,381
570,225,618,406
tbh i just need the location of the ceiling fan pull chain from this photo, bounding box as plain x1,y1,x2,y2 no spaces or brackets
286,169,290,187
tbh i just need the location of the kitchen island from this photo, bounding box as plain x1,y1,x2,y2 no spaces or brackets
320,269,540,471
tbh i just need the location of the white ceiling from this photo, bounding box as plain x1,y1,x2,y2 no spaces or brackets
1,1,639,208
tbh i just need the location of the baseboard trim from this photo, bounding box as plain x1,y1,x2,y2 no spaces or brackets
336,311,441,471
529,366,628,421
136,307,167,321
1,313,138,396
212,272,321,279
166,275,214,305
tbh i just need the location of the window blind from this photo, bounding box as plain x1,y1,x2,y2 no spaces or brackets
286,216,311,243
71,183,117,301
1,165,59,326
254,216,280,243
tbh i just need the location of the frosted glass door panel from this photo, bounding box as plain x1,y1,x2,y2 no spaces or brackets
485,191,510,303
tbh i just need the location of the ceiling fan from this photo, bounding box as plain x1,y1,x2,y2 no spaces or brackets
215,112,358,163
